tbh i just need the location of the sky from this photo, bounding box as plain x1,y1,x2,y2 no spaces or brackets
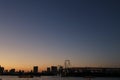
0,0,120,71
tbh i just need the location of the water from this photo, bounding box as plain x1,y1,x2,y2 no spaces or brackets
0,76,120,80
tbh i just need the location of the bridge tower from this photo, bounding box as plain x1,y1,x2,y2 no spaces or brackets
64,60,71,69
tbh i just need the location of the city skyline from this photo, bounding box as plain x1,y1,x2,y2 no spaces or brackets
0,0,120,71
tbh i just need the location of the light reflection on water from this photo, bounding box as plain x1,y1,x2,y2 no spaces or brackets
0,76,120,80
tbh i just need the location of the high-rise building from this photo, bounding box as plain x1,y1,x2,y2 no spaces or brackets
0,66,4,74
47,67,50,72
33,66,38,73
51,66,57,75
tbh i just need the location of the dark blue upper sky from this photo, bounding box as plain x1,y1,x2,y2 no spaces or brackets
0,0,120,69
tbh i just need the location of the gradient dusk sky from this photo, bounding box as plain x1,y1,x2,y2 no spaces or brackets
0,0,120,71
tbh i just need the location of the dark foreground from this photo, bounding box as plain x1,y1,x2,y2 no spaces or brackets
1,67,120,77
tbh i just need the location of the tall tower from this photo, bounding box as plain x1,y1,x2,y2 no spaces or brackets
33,66,38,73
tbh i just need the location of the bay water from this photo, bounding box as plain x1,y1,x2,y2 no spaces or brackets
0,76,120,80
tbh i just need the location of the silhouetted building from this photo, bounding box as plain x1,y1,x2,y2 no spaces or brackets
33,66,38,73
9,69,15,74
58,66,63,74
4,70,8,73
0,66,4,74
51,66,57,75
47,67,50,72
18,70,24,75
